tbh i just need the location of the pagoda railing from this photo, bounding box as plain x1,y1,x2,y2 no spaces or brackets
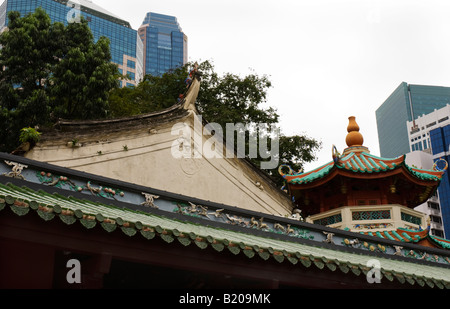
307,204,426,232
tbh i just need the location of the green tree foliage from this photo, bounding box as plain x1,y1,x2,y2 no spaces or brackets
109,60,322,186
196,61,321,186
107,85,142,117
276,134,322,179
50,19,118,120
0,8,59,150
108,65,189,118
0,8,118,152
196,61,278,127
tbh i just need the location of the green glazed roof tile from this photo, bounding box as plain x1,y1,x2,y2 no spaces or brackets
1,181,450,288
392,230,406,242
384,230,397,241
285,150,443,185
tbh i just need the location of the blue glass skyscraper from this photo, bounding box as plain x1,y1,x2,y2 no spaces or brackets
429,125,450,237
376,82,450,158
138,12,187,76
0,0,143,87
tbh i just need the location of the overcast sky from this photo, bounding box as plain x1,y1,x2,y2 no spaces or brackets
95,0,450,171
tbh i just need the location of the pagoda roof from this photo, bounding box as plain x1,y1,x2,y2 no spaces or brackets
284,151,444,186
283,115,445,188
359,226,450,250
1,152,450,288
280,116,448,215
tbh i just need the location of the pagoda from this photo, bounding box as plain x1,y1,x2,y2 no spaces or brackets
280,116,450,248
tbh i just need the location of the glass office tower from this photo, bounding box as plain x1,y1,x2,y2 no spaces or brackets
0,0,143,87
138,12,187,76
429,125,450,237
376,82,450,158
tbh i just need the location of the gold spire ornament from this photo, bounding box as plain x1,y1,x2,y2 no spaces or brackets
343,116,370,155
345,116,364,147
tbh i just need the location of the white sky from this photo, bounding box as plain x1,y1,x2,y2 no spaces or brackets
94,0,450,171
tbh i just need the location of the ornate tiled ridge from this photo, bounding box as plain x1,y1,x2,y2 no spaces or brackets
1,152,450,288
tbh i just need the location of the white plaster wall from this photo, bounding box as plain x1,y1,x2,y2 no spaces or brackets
25,111,292,216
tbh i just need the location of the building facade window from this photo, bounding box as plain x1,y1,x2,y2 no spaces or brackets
127,59,136,69
428,201,440,210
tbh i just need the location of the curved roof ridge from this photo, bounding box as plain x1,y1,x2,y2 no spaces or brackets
297,161,334,177
408,165,437,173
429,235,450,249
406,165,442,176
285,147,443,184
56,70,201,127
403,163,444,181
333,150,402,173
57,101,184,126
365,227,450,250
289,164,334,184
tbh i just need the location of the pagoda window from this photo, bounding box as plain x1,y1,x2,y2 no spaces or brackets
400,212,422,225
352,210,391,221
313,213,342,226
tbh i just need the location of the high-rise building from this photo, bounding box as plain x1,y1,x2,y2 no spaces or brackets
405,105,450,238
376,82,450,158
0,0,143,87
405,151,445,238
429,123,450,238
407,104,450,154
138,12,187,76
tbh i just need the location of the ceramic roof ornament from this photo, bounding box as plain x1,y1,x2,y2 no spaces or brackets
346,116,364,147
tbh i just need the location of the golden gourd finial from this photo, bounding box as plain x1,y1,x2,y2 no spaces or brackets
345,116,364,147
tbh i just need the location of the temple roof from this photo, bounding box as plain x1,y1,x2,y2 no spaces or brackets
284,152,443,185
279,116,447,217
1,152,450,288
359,226,450,249
18,65,292,216
282,116,445,187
